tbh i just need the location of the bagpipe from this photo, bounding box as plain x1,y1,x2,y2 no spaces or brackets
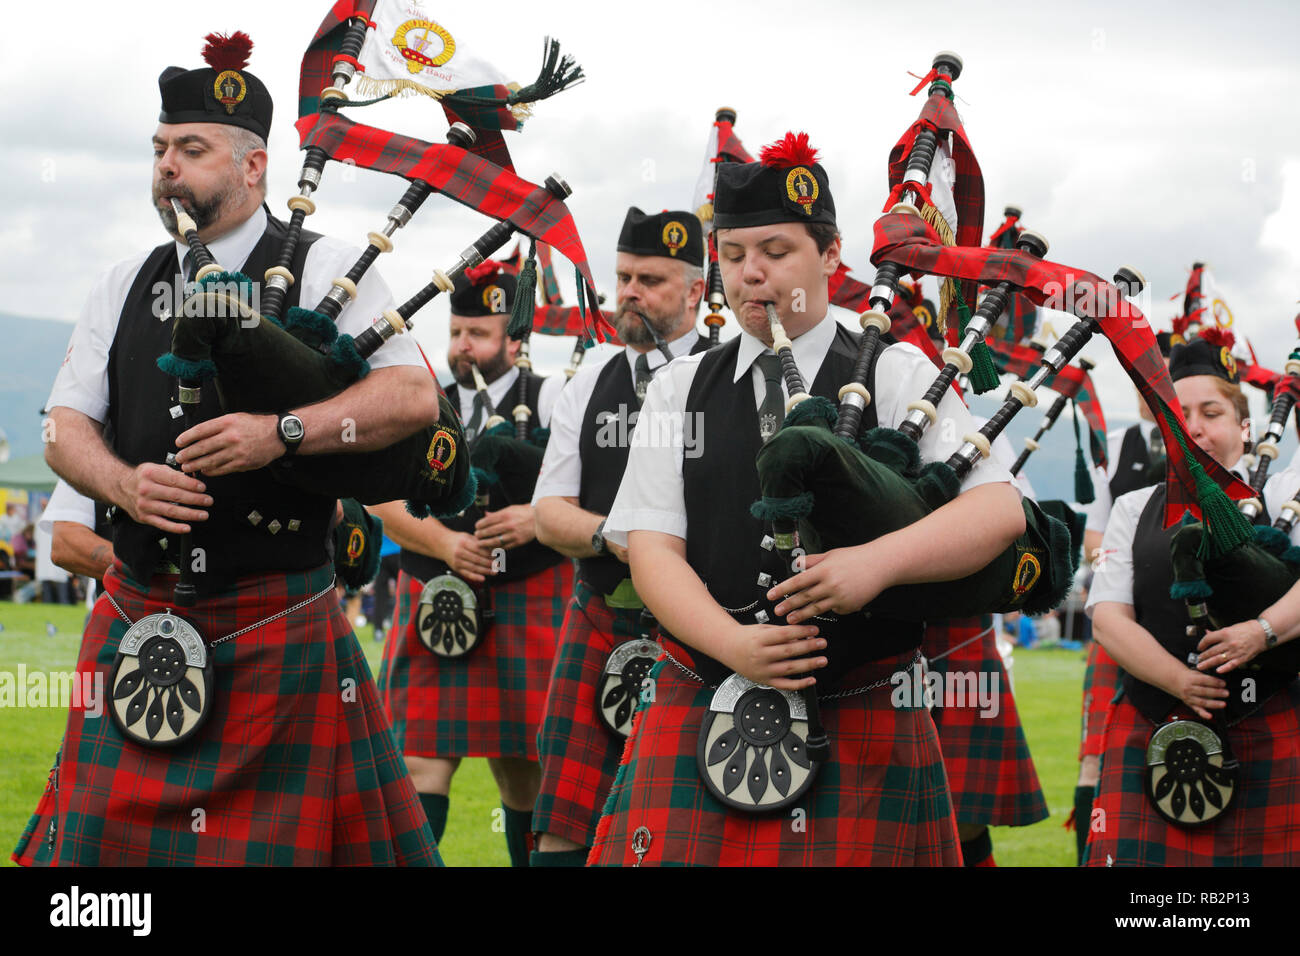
1133,316,1294,832
1154,341,1300,826
415,360,549,660
694,107,755,345
698,51,1257,813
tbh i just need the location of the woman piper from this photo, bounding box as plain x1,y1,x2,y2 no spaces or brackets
1084,331,1300,866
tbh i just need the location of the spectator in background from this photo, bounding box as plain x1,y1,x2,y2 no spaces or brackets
35,521,71,604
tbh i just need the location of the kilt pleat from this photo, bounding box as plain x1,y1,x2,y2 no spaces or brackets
534,582,648,846
921,618,1048,827
1080,640,1122,759
10,561,440,867
378,563,572,759
589,653,961,867
1084,684,1300,866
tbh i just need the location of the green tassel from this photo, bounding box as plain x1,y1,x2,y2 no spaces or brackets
1159,406,1252,558
1071,401,1095,504
483,421,514,440
529,426,551,448
957,288,999,394
914,461,962,510
507,241,538,340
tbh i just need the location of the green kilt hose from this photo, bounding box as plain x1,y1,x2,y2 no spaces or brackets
534,580,651,846
588,649,961,867
378,563,573,759
1084,682,1300,866
921,617,1048,827
1080,640,1122,759
11,562,441,867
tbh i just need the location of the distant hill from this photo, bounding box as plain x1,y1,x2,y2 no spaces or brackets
0,313,74,460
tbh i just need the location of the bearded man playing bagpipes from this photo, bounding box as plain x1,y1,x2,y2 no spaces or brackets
588,133,1026,866
13,32,446,866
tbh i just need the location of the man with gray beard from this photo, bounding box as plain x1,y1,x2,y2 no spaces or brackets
529,207,712,864
14,31,440,867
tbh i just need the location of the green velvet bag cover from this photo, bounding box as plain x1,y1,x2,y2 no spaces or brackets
753,420,1075,619
333,498,384,593
160,275,474,518
1169,523,1300,674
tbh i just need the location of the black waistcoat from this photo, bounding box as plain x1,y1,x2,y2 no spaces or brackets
1110,424,1161,502
577,334,712,594
1123,485,1286,724
401,370,563,585
679,325,923,686
107,216,331,593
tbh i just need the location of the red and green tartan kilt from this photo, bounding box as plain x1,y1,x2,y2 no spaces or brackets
378,563,573,759
534,581,649,847
921,617,1048,827
1080,640,1122,759
1084,683,1300,866
588,650,961,866
10,561,441,867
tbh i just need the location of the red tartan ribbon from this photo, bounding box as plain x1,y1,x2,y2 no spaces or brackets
984,340,1108,467
1275,373,1300,405
295,110,613,342
987,214,1019,248
826,264,948,376
716,119,755,165
533,305,619,340
888,95,984,251
1241,361,1284,393
871,211,1252,525
882,179,934,214
536,242,564,305
908,68,941,96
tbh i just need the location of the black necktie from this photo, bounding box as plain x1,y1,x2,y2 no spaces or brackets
182,250,195,284
756,353,784,442
634,353,653,405
466,391,487,436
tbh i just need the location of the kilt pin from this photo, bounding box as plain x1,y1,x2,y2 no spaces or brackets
534,581,649,846
12,561,441,866
588,651,962,866
921,617,1048,826
1084,682,1300,866
1080,639,1122,759
378,563,573,759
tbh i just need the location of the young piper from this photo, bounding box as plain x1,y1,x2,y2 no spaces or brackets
371,262,568,866
530,207,711,865
590,134,1025,866
1086,332,1300,865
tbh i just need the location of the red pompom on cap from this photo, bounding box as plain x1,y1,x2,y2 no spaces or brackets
759,131,820,169
202,31,254,72
465,260,504,284
1198,325,1235,350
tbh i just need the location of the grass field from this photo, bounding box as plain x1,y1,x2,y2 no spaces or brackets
0,600,1087,866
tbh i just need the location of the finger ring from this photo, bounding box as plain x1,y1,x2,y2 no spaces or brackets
499,534,505,544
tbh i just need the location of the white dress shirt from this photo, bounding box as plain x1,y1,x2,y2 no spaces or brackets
603,315,1015,547
1087,461,1250,615
37,479,97,535
452,366,562,438
532,332,701,503
47,207,422,423
1083,420,1161,534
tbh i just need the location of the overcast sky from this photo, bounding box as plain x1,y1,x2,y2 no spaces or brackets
3,0,1298,437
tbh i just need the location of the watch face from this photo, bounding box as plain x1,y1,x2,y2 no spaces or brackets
281,416,304,442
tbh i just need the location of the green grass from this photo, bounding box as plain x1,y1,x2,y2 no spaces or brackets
1,601,1088,866
992,646,1089,867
